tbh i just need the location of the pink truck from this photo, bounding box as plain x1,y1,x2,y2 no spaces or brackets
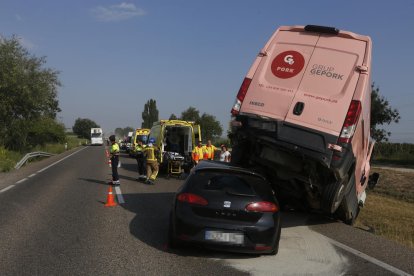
230,25,379,224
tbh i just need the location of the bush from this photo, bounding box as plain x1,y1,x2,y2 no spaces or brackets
373,143,414,166
214,137,231,148
0,134,85,172
0,147,22,172
2,117,66,151
27,117,66,147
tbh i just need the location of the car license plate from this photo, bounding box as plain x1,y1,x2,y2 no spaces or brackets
205,231,244,245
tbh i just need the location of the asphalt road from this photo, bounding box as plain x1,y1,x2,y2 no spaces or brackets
0,146,413,275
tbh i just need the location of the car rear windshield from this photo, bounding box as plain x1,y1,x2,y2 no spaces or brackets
190,170,268,196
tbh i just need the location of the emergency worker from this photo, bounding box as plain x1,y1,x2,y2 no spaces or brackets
135,140,147,180
109,135,120,185
192,141,204,165
203,139,217,160
144,137,159,185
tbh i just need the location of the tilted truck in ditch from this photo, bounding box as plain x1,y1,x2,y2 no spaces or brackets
230,25,379,224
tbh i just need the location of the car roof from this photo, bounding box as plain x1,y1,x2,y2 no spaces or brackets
193,161,266,180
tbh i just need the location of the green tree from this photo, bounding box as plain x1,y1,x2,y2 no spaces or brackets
180,107,222,142
124,126,134,135
72,118,100,139
181,106,200,123
371,83,400,142
26,117,66,147
0,35,61,150
114,128,124,138
169,113,178,120
141,99,159,128
115,127,134,138
199,113,223,142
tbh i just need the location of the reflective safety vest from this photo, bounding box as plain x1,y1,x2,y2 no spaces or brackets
145,145,158,162
110,143,120,155
203,145,217,160
192,146,204,161
135,144,146,156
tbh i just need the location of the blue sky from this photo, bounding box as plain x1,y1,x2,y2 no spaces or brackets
1,0,414,142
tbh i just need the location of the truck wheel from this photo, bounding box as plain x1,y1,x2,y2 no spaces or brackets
321,175,350,214
334,173,359,225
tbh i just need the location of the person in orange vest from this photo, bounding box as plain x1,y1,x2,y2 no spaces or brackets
203,139,217,160
192,141,204,165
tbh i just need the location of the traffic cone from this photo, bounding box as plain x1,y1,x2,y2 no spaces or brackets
104,185,117,207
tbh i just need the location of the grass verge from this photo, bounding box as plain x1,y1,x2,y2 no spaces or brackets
0,135,87,172
355,167,414,249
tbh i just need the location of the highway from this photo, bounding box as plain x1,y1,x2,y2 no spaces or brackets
0,146,413,275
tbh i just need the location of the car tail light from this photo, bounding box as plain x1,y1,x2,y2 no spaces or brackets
254,245,272,251
338,100,362,144
245,201,278,213
231,78,252,115
177,193,208,206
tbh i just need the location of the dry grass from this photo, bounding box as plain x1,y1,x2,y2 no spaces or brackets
355,167,414,249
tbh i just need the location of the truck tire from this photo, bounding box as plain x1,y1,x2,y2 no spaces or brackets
321,174,350,214
335,172,360,225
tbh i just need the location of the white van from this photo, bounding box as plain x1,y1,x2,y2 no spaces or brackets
230,25,377,224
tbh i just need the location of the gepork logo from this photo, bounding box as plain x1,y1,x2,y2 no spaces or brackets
271,51,305,79
310,64,344,80
284,55,295,65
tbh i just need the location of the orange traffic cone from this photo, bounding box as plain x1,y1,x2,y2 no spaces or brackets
104,185,117,207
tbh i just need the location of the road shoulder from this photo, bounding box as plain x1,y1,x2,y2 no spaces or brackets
0,146,87,190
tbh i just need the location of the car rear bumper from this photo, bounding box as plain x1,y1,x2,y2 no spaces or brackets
172,208,280,254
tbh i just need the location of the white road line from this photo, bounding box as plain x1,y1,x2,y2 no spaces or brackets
28,173,36,178
37,147,87,173
0,185,15,193
326,237,412,276
15,178,28,184
114,186,125,204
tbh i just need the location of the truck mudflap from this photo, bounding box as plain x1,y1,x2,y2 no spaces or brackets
329,143,356,180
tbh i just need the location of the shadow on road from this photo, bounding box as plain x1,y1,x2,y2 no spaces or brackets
119,162,138,173
280,210,335,228
78,178,108,185
120,192,260,260
120,192,337,260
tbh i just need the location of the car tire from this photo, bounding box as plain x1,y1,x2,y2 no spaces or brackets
268,224,281,255
168,213,181,249
321,174,350,214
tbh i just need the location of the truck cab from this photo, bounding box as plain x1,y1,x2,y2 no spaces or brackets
230,25,375,224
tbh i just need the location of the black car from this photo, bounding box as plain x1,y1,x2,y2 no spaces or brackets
169,161,281,255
